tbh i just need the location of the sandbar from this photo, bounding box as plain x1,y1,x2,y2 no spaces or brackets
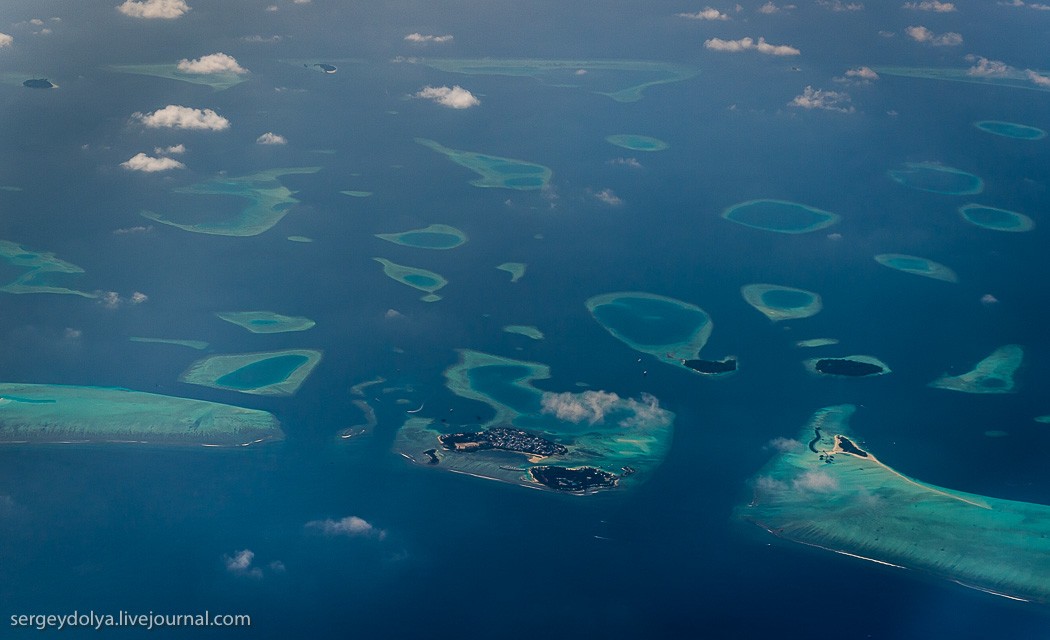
497,262,527,282
503,325,544,340
129,337,209,350
606,134,668,151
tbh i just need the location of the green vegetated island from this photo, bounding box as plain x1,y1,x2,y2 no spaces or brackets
181,349,323,396
973,120,1047,141
416,139,551,190
411,58,697,102
888,162,984,195
738,404,1050,603
216,311,316,334
722,199,839,234
606,134,669,151
0,383,281,446
741,284,822,322
875,254,958,283
395,350,674,493
804,355,891,378
1,239,96,297
374,257,447,302
108,63,248,91
958,204,1034,232
375,224,468,249
141,167,320,237
929,344,1022,394
587,291,736,376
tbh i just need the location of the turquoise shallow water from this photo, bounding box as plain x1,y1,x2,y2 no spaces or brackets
214,355,310,390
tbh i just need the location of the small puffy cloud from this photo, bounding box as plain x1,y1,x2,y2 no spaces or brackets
64,328,82,340
242,34,282,43
540,390,672,428
268,560,286,573
224,549,263,578
154,143,185,155
113,225,152,235
306,516,387,539
789,86,854,112
30,18,44,26
121,153,185,172
766,437,802,452
677,7,731,20
835,66,879,84
608,157,642,169
117,0,190,19
965,56,1011,77
792,470,840,493
704,36,800,55
404,33,453,43
134,105,230,131
0,33,13,48
980,293,999,305
384,308,404,320
903,0,955,10
757,1,795,12
177,53,247,75
905,25,962,45
415,85,480,109
98,291,149,308
256,132,287,145
818,0,863,9
1026,69,1050,87
592,188,624,206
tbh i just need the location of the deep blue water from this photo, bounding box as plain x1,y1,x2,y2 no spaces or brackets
2,1,1050,638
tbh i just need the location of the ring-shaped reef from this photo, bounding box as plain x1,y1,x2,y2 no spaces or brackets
605,134,669,152
180,349,323,396
375,224,468,250
0,383,281,446
974,121,1047,140
216,311,316,334
804,355,890,378
394,350,674,493
887,162,984,195
416,139,551,190
738,404,1050,604
374,257,447,302
929,344,1022,394
141,167,321,237
722,199,839,234
586,291,714,372
1,240,95,297
503,325,544,340
741,284,822,322
875,253,958,283
958,204,1035,232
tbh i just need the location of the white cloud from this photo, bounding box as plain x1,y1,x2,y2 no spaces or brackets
608,157,642,169
242,34,282,43
592,188,624,206
134,105,230,131
704,36,800,55
117,0,190,19
818,0,863,9
404,32,453,43
98,291,149,308
757,1,795,12
0,33,13,48
677,7,730,19
790,86,854,112
306,516,387,539
63,328,82,340
384,308,404,319
540,390,672,428
835,66,880,84
121,153,185,172
792,470,840,493
177,53,247,75
113,225,152,235
224,549,263,578
154,143,185,155
30,18,44,26
256,132,287,145
903,0,955,10
766,437,802,452
415,85,480,109
1026,69,1050,87
966,56,1011,77
905,25,962,45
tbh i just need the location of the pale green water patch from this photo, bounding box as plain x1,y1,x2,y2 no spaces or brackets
129,337,209,350
929,344,1022,394
875,66,1050,93
888,162,983,195
503,325,544,340
722,199,839,234
875,253,958,283
741,284,822,322
340,190,373,198
287,235,314,243
796,338,839,348
141,167,321,237
497,262,527,282
738,404,1050,603
605,134,669,151
181,349,323,396
0,383,280,446
416,139,551,190
216,311,315,334
375,224,467,249
108,63,248,90
0,239,96,297
586,292,712,371
974,120,1047,140
958,204,1034,232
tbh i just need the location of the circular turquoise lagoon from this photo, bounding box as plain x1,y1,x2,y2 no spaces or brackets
958,204,1034,232
974,120,1046,141
722,199,839,234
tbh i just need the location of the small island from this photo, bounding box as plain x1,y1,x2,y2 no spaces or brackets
374,257,448,302
497,262,527,282
416,138,551,190
741,283,822,322
181,349,323,396
805,355,890,378
958,204,1034,233
375,224,467,250
605,134,669,152
683,357,737,375
216,310,316,334
23,78,55,89
529,466,618,493
439,426,567,459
